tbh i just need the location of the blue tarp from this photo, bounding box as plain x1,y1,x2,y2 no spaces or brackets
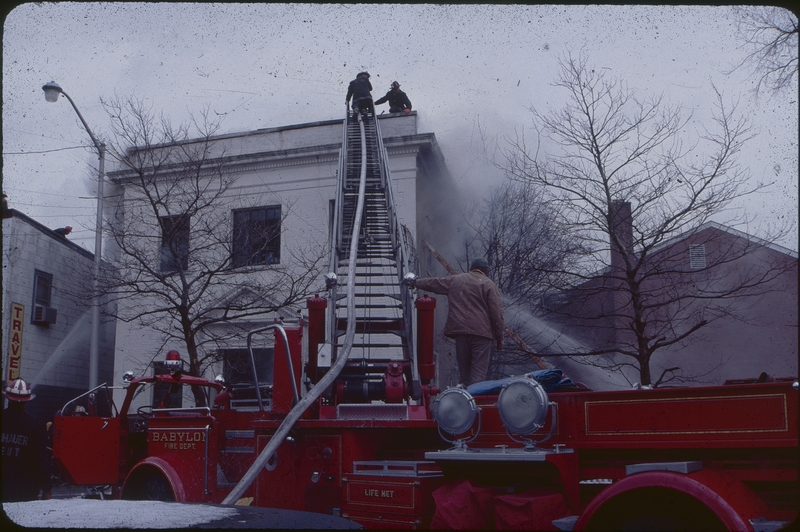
467,369,573,396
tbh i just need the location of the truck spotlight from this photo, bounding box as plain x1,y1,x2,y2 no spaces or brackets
497,376,551,445
122,371,135,383
165,350,182,369
431,385,479,436
214,374,225,384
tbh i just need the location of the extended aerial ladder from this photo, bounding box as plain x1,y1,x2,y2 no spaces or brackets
318,105,421,403
223,106,425,504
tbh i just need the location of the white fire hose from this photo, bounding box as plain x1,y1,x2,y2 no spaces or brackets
222,110,368,505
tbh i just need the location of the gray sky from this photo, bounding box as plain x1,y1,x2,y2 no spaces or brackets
3,3,797,252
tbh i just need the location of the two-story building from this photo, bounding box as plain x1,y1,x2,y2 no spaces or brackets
106,113,465,395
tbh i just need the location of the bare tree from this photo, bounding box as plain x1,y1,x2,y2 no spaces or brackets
500,53,795,387
96,96,324,404
730,6,798,98
465,180,583,307
461,180,586,378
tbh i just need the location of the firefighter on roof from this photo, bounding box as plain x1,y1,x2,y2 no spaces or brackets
346,71,374,115
375,81,412,114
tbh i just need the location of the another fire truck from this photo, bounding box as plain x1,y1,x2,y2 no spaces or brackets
53,108,798,530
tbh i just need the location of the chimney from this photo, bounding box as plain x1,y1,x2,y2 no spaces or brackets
610,200,633,272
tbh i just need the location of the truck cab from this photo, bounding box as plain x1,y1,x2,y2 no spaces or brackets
53,370,225,501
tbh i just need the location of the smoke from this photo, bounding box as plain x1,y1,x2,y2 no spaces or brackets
504,303,632,390
31,311,92,389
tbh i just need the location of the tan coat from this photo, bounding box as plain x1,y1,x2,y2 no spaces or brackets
415,269,505,342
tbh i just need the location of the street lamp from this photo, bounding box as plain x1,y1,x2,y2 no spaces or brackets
42,81,106,389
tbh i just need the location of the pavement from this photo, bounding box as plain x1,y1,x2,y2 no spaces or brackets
36,485,363,529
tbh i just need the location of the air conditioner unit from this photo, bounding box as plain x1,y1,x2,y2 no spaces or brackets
33,305,58,325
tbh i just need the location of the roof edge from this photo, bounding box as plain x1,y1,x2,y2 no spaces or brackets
2,209,97,262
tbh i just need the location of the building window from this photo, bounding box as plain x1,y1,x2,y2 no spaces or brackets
33,270,53,307
160,215,190,272
221,348,274,385
31,270,57,325
232,206,281,268
689,244,706,269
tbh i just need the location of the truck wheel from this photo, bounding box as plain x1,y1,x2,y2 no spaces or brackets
586,487,725,531
122,468,175,501
613,514,708,531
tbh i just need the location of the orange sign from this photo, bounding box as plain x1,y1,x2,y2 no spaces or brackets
7,303,24,381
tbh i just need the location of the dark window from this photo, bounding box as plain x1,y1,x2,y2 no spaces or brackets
152,362,183,408
221,348,274,385
33,270,53,307
160,215,190,272
232,206,281,268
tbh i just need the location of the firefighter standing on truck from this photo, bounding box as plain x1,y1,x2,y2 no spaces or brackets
410,257,505,386
2,378,53,502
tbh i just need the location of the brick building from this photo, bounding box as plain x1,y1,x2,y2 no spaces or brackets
539,216,798,387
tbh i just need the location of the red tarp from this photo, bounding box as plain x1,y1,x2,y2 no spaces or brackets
430,480,569,530
430,479,503,529
494,488,570,530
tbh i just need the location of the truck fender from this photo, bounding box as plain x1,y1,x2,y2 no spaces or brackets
574,468,770,531
122,456,196,502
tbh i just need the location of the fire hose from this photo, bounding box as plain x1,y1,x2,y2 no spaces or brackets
421,239,548,371
222,109,369,505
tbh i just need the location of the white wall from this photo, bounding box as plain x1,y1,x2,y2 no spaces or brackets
108,114,452,389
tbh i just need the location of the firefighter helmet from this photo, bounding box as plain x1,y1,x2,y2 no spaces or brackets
357,71,370,78
391,81,400,90
3,378,35,402
470,257,489,271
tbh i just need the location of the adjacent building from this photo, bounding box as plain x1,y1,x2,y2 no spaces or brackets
538,215,798,387
1,209,116,423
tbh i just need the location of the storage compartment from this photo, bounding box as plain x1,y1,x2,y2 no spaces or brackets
342,461,445,529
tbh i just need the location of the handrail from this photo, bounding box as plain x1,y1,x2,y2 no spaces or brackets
326,108,351,346
223,108,370,505
374,117,412,279
373,116,419,385
245,323,298,411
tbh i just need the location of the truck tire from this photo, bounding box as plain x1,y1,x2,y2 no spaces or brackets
122,467,176,502
585,487,725,531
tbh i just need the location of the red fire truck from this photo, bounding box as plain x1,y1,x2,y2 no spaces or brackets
53,108,798,530
52,336,798,530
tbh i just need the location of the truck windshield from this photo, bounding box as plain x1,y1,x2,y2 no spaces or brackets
126,380,214,415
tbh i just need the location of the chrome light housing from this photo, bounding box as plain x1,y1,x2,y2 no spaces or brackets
497,376,549,436
432,386,478,436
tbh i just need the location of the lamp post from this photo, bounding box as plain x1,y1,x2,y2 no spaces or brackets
42,81,105,389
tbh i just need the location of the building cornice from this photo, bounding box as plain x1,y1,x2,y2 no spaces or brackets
108,130,439,182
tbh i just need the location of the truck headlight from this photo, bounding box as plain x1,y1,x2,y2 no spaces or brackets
497,376,549,436
432,386,477,435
